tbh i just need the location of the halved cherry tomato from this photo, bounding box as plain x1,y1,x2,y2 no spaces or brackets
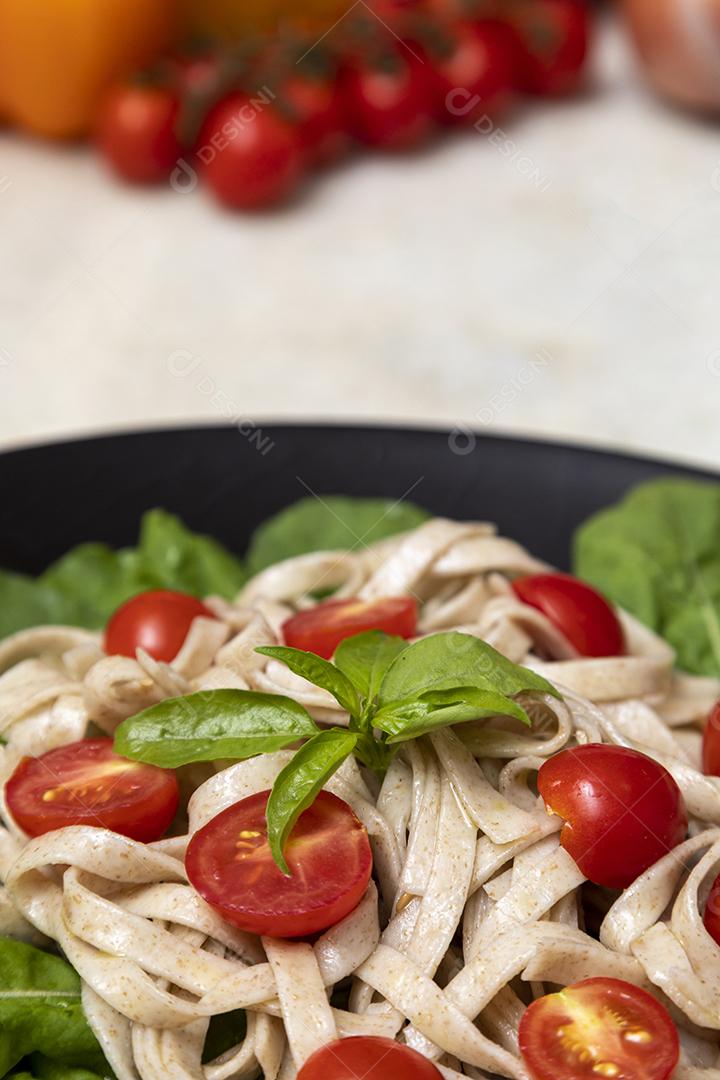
298,1036,443,1080
702,700,720,775
430,20,515,125
512,572,625,657
538,744,687,888
5,738,179,842
283,596,417,659
519,977,679,1080
341,48,435,151
96,83,183,184
104,589,216,663
186,789,372,938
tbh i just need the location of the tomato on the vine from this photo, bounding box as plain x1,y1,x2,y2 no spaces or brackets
104,589,216,663
341,47,435,151
512,572,625,657
298,1037,443,1080
186,789,372,938
283,596,417,659
6,738,179,842
96,82,183,184
429,20,516,125
505,0,590,97
278,70,350,165
519,978,679,1080
538,744,687,888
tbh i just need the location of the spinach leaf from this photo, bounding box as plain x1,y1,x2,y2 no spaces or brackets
246,496,429,574
114,690,318,768
574,477,720,676
334,632,408,705
266,730,358,875
256,646,361,717
0,938,108,1078
136,510,246,598
377,632,559,705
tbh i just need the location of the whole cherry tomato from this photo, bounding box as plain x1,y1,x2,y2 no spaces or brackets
278,70,350,165
341,47,435,151
96,82,183,183
505,0,590,97
283,596,417,659
702,700,720,775
298,1036,443,1080
429,20,516,125
519,978,679,1080
538,744,687,888
512,572,625,657
6,738,179,842
186,789,372,937
105,589,216,663
197,93,305,209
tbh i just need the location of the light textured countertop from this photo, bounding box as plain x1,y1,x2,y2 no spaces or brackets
0,18,719,469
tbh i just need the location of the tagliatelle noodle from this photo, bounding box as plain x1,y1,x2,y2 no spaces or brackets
2,516,720,1077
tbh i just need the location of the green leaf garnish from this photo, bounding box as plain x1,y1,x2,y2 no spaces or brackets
334,631,408,705
256,645,362,716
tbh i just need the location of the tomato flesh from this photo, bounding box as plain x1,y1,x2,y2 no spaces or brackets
538,744,687,888
186,789,372,938
519,977,679,1080
104,589,216,663
702,700,720,775
5,738,179,842
96,84,183,184
283,596,417,660
298,1036,443,1080
512,572,625,657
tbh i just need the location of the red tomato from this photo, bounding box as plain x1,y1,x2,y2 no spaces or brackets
5,738,179,842
430,20,516,125
96,83,183,184
186,789,372,938
506,0,590,97
512,572,625,657
197,94,305,210
283,596,417,660
702,700,720,775
278,72,350,165
298,1037,443,1080
538,744,687,889
341,49,435,150
704,870,720,945
104,589,215,663
519,977,679,1080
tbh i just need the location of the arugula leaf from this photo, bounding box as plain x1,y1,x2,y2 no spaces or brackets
114,690,319,768
334,631,408,705
375,686,529,743
0,938,109,1078
574,477,720,676
256,646,361,717
266,730,358,875
246,496,430,574
377,632,559,706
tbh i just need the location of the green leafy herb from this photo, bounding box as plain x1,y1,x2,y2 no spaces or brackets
375,686,530,743
573,477,720,676
334,631,408,705
256,646,361,716
114,690,319,768
245,496,430,574
0,938,110,1078
11,1056,111,1080
267,730,359,875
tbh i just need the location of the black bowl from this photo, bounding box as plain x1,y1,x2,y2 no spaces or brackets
0,425,716,576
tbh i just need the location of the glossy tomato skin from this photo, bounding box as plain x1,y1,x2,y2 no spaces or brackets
279,72,350,165
198,94,305,209
5,738,179,842
283,596,417,660
703,870,720,945
702,700,720,775
507,0,590,97
341,50,435,151
538,744,687,889
430,20,515,125
512,572,625,657
104,589,215,663
96,83,183,184
298,1036,443,1080
519,977,679,1080
186,789,372,938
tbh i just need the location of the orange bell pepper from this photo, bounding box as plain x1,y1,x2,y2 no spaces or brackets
180,0,349,38
0,0,177,139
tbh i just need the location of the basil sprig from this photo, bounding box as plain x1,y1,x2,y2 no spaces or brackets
115,631,559,873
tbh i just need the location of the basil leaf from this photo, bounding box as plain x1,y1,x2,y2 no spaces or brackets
377,631,559,705
246,496,430,574
114,690,318,767
375,686,528,743
574,477,720,676
0,938,109,1077
334,631,408,704
266,729,358,875
256,646,361,717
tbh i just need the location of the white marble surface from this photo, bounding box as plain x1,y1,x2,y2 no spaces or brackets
0,18,719,468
